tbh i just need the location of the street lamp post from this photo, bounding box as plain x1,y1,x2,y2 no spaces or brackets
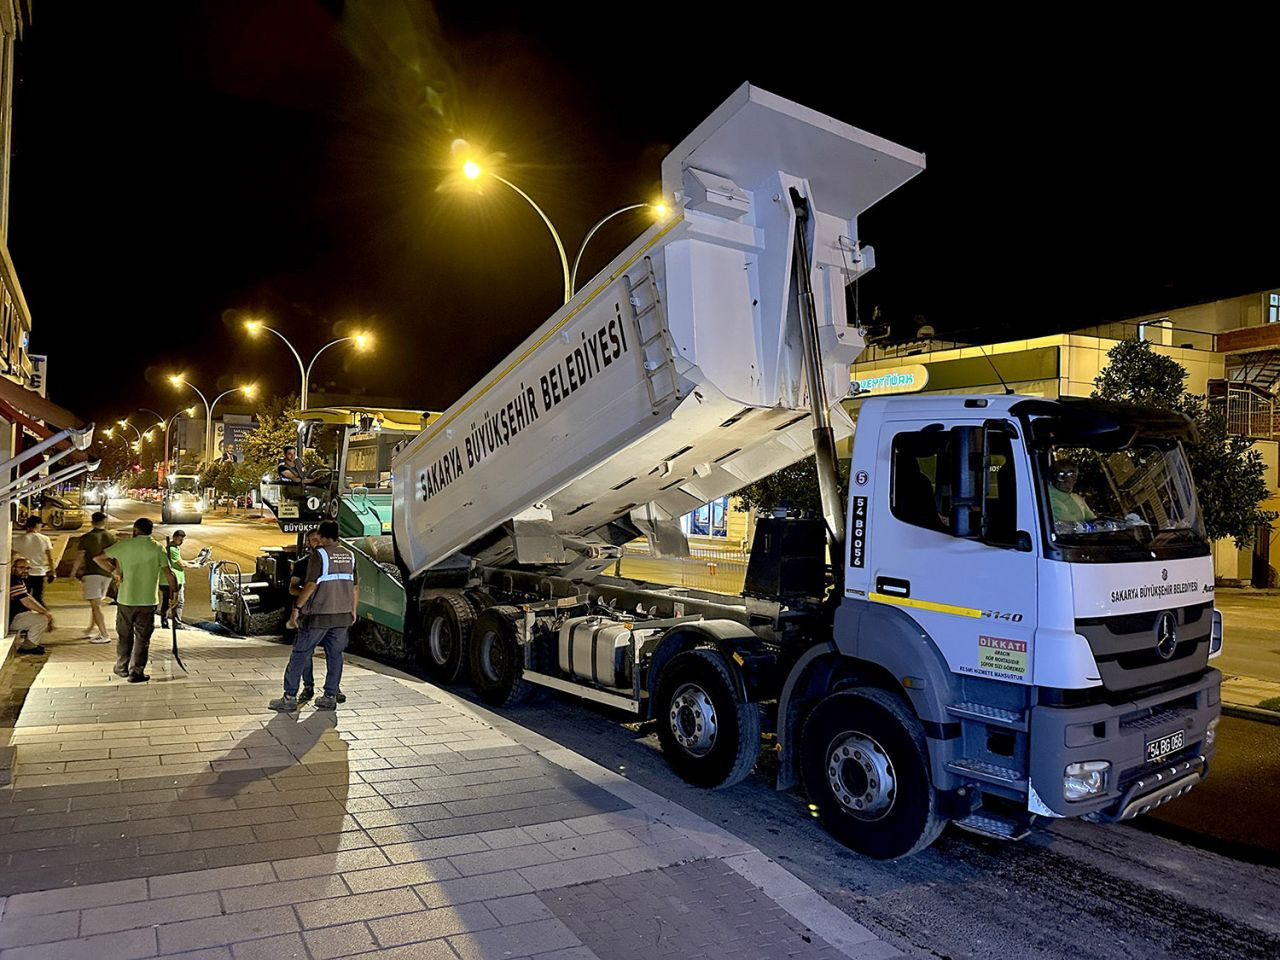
569,202,669,296
158,406,196,481
100,428,135,477
137,409,169,479
452,145,667,304
455,147,572,303
169,378,257,466
244,322,370,410
209,385,257,462
167,378,212,466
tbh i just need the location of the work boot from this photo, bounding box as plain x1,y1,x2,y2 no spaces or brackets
17,644,46,655
336,691,346,704
269,695,298,712
314,694,337,710
113,666,129,678
298,686,314,703
128,673,150,683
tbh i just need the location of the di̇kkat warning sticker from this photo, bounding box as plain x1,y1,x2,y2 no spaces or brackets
973,635,1028,681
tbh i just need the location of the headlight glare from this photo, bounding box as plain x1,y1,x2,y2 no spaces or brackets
1205,717,1219,748
1064,760,1110,801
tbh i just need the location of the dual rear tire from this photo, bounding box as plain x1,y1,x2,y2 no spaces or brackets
419,594,474,683
419,594,531,708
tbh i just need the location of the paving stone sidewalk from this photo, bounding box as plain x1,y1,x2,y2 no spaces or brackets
0,626,902,960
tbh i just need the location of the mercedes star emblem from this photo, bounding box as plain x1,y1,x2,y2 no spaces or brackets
1155,611,1179,660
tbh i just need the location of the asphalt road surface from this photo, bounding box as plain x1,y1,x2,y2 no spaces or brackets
78,501,1280,959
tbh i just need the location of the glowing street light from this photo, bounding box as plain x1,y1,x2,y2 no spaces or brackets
448,139,572,304
115,419,145,443
169,378,254,464
244,320,371,410
570,201,671,296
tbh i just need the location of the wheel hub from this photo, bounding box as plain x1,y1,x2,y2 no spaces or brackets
480,629,504,683
669,683,717,756
428,617,454,665
826,732,896,820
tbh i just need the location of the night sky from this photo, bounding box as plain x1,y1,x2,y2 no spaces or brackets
9,3,1276,425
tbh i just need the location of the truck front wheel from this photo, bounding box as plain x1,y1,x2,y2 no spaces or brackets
799,689,945,860
468,606,531,707
421,594,474,684
655,649,761,789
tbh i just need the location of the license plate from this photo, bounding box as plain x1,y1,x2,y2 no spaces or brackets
1145,729,1185,763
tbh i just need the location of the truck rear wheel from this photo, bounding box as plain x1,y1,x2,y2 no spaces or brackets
799,689,945,860
655,649,760,789
421,594,474,684
469,606,531,707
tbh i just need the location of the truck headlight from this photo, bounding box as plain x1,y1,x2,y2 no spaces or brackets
1209,609,1223,657
1064,760,1110,801
1205,717,1219,749
197,499,206,512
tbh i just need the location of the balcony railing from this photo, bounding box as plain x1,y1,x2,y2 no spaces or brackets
1208,382,1278,440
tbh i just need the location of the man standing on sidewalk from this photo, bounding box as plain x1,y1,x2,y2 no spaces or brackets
286,529,343,704
94,517,177,683
271,520,357,711
72,512,115,644
12,516,55,603
160,529,195,629
8,557,53,655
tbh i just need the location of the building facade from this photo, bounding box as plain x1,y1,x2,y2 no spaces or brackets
850,288,1280,585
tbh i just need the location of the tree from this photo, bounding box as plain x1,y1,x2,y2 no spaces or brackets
127,468,158,490
241,393,299,480
735,456,849,517
1094,338,1268,547
201,460,257,503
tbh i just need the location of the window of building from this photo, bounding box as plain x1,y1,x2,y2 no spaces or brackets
1269,293,1279,324
690,496,729,537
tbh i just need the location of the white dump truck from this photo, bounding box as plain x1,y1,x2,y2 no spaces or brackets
274,85,1223,859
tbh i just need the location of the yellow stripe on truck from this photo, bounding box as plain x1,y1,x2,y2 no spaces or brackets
867,592,982,619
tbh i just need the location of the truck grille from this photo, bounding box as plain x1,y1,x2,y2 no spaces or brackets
1076,602,1211,693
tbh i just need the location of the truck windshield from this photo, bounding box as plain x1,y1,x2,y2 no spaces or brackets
171,478,198,494
1039,441,1206,550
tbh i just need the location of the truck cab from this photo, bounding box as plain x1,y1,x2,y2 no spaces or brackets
799,394,1220,855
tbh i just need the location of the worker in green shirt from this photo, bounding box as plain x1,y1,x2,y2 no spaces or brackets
1049,460,1096,525
160,529,195,628
94,517,177,683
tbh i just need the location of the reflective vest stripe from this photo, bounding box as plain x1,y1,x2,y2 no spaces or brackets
315,547,353,583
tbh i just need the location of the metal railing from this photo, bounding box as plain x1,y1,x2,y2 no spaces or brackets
857,320,1219,365
617,538,750,595
1209,383,1279,440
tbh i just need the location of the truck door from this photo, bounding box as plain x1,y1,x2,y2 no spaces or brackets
865,418,1039,686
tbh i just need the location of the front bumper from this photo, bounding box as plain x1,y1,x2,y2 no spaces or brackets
1028,668,1219,819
